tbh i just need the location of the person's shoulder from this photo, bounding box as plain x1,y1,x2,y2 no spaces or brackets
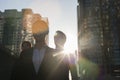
46,46,54,51
22,47,33,52
20,47,33,57
45,46,55,54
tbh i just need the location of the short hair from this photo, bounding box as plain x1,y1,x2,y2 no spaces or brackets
21,41,31,47
32,20,49,36
55,30,66,44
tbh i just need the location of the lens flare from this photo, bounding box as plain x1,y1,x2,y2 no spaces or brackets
78,56,100,79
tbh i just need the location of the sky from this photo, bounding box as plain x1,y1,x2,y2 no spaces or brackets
0,0,78,52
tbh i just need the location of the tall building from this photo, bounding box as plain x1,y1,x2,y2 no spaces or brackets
0,11,4,44
77,0,120,79
0,9,49,56
100,0,120,77
0,9,22,55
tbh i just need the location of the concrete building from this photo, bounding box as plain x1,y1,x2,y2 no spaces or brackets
0,9,22,55
77,0,120,79
0,11,4,44
0,9,49,56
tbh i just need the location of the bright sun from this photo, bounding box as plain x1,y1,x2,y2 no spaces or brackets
64,33,78,54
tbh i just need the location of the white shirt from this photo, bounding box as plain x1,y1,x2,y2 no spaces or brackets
32,46,46,73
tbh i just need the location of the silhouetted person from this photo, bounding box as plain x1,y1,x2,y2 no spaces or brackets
21,41,31,52
50,30,78,80
11,20,54,80
0,44,16,80
20,41,32,58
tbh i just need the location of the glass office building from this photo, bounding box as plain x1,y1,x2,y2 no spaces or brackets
77,0,120,79
0,9,49,55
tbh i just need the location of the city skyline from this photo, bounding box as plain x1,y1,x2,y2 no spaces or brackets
0,0,78,52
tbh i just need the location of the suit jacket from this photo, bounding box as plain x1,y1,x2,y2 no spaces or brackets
49,49,78,80
11,46,55,80
11,47,78,80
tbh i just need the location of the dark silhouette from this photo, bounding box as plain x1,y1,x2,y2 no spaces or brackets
50,30,78,80
11,20,54,80
20,41,32,58
21,41,31,52
0,44,16,80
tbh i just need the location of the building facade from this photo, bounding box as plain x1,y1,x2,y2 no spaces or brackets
0,9,22,55
0,9,49,56
77,0,120,79
0,11,4,44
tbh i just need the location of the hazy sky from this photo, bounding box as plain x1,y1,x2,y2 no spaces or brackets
0,0,78,52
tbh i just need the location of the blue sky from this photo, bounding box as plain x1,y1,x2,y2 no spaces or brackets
0,0,78,52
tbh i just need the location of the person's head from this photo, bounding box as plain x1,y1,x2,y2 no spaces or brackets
21,41,31,51
54,30,66,48
32,20,49,44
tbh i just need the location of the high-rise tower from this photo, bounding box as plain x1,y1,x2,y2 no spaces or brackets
77,0,120,79
0,9,49,55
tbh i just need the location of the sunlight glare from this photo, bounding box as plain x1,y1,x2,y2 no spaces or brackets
64,33,77,54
